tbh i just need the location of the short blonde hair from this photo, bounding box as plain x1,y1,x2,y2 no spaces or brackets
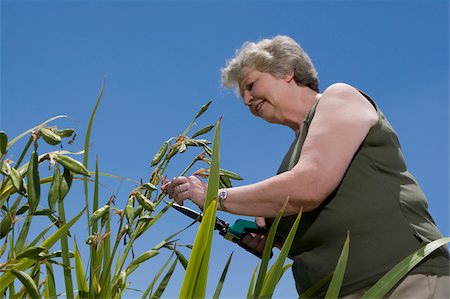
221,35,319,93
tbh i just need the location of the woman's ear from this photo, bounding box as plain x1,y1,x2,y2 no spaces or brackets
284,69,295,83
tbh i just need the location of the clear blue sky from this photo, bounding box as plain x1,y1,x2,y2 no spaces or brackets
1,0,448,298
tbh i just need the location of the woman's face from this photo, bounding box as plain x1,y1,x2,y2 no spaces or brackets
239,69,292,124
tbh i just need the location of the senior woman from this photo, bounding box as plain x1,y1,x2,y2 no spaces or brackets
163,36,449,298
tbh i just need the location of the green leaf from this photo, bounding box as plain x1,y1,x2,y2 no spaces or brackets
151,258,178,299
10,269,41,298
74,239,89,296
247,263,259,299
299,272,333,299
361,237,450,298
191,124,214,139
325,232,350,298
130,250,159,266
141,253,175,299
83,82,105,229
213,252,233,299
260,206,302,298
179,117,221,298
43,262,57,299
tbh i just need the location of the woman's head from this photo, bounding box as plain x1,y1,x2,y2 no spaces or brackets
221,35,319,93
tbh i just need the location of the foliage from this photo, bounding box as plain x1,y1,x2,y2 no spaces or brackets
0,87,241,298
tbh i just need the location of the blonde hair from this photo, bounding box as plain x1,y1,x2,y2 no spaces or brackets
221,35,319,93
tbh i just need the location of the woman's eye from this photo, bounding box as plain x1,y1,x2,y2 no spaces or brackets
247,82,254,91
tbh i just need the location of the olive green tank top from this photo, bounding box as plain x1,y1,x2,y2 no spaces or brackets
272,91,449,297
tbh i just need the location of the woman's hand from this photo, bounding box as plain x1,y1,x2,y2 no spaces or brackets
161,176,208,209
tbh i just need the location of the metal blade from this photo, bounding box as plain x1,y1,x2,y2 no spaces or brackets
170,202,229,235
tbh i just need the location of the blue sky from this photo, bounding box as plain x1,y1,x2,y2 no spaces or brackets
1,0,448,298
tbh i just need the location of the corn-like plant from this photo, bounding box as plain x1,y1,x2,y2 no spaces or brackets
0,85,243,298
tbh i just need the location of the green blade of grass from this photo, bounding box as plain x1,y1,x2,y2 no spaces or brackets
253,199,290,298
247,263,259,299
361,237,450,299
58,170,74,299
150,258,178,299
83,82,104,230
43,262,57,299
74,239,88,297
325,232,350,299
260,207,302,298
212,252,233,299
299,272,333,299
141,253,175,299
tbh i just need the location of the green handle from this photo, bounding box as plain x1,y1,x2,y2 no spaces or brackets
228,219,260,238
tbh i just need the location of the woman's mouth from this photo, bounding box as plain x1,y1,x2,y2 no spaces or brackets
255,100,265,113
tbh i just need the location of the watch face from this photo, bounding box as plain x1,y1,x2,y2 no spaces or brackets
219,190,227,200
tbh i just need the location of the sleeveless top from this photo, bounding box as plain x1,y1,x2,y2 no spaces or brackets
269,91,449,297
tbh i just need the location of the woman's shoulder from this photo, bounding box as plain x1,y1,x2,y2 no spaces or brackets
321,82,362,100
317,83,378,126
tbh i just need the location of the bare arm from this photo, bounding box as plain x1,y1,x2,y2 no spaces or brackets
223,83,378,217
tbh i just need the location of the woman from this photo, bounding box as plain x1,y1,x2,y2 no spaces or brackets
162,36,449,298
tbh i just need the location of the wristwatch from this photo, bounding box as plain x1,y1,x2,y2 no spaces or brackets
218,188,228,212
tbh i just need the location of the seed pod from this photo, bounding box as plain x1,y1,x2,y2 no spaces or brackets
10,269,41,298
194,100,212,120
219,168,243,180
32,209,53,216
125,196,134,224
151,141,169,166
27,150,40,213
48,166,61,211
40,127,62,146
53,154,90,176
16,205,29,215
15,246,47,260
118,270,127,289
165,144,180,160
136,214,153,224
9,167,25,194
59,167,73,202
0,160,11,176
142,182,157,191
191,124,214,139
85,235,96,245
220,175,233,188
0,214,12,239
134,193,155,212
133,205,144,220
130,250,159,266
90,205,110,225
185,139,210,147
55,128,75,138
0,131,7,155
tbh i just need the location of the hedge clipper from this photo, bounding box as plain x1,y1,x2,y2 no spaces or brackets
171,203,268,258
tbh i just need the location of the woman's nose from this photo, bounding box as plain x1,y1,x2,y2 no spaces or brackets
243,91,253,106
